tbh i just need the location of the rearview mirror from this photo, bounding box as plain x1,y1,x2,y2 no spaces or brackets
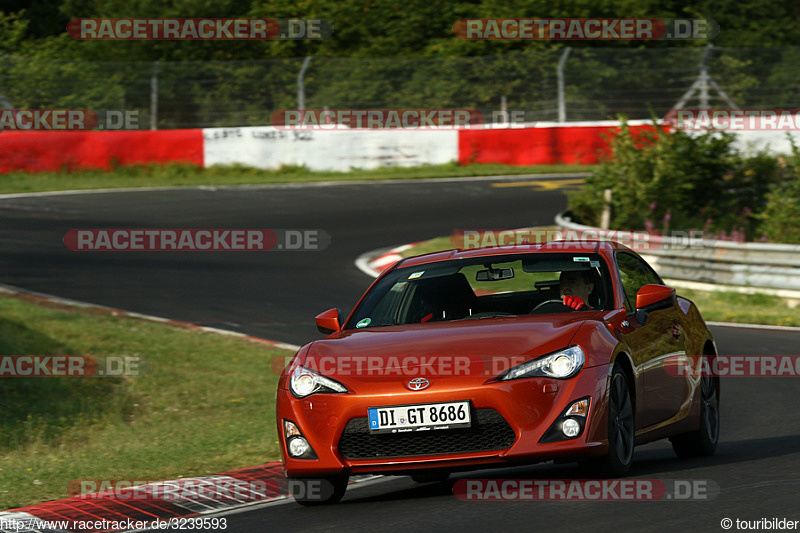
476,268,514,281
315,308,341,335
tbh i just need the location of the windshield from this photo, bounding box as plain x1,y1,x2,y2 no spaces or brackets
346,252,613,329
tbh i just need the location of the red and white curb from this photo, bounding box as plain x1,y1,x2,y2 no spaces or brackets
1,467,381,533
0,464,287,533
355,243,423,279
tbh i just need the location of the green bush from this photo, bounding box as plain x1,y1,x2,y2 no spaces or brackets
757,141,800,244
568,118,777,240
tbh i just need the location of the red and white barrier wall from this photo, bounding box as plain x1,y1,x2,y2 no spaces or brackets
0,129,203,173
2,121,797,173
202,127,458,171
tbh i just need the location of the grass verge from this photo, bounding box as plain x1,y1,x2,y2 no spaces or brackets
675,289,800,327
0,162,594,195
0,292,293,510
398,235,800,327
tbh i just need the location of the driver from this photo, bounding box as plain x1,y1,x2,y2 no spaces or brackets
559,270,595,310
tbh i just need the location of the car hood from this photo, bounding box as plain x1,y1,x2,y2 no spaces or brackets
297,314,596,385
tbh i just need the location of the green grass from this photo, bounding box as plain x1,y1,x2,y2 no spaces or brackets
676,289,800,327
0,293,294,510
0,162,594,195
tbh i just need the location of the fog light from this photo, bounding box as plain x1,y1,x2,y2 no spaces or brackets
288,437,310,457
562,418,581,438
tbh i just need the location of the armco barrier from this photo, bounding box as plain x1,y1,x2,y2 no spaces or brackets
555,212,800,293
0,129,203,173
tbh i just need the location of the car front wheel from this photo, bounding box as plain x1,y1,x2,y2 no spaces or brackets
581,365,635,477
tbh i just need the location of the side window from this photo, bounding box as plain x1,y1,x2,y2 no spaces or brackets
641,261,664,286
616,252,653,312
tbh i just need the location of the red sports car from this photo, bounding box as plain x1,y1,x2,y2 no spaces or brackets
276,241,719,505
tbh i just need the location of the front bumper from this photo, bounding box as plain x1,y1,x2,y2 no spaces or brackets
276,364,610,477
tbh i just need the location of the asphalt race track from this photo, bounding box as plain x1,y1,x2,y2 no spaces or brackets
0,175,581,345
2,175,799,532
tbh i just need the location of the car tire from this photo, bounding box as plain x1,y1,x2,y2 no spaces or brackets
289,475,348,506
580,365,635,477
670,367,719,458
410,471,450,483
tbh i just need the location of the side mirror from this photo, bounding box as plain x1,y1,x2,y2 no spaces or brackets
315,308,341,335
634,284,675,325
636,284,675,309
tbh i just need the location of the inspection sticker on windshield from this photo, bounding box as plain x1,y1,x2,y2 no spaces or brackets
356,318,371,328
408,271,424,280
573,257,590,262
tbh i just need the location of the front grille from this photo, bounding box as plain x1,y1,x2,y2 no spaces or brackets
338,408,516,459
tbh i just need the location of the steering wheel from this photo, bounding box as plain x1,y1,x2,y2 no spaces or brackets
531,299,573,313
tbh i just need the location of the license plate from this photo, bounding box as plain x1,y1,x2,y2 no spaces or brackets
368,401,471,434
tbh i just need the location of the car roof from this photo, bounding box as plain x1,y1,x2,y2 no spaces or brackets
395,240,629,270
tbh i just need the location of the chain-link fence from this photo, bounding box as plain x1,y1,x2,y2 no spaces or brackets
1,46,798,129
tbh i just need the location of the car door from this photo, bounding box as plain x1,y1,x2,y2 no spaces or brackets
616,251,689,429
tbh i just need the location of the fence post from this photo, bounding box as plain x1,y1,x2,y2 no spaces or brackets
557,47,571,122
150,61,159,130
601,188,612,230
297,56,312,110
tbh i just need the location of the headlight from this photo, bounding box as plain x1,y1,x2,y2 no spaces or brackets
500,346,585,381
289,365,348,398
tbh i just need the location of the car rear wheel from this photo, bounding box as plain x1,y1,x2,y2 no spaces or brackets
581,365,635,477
670,368,719,458
289,475,348,506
